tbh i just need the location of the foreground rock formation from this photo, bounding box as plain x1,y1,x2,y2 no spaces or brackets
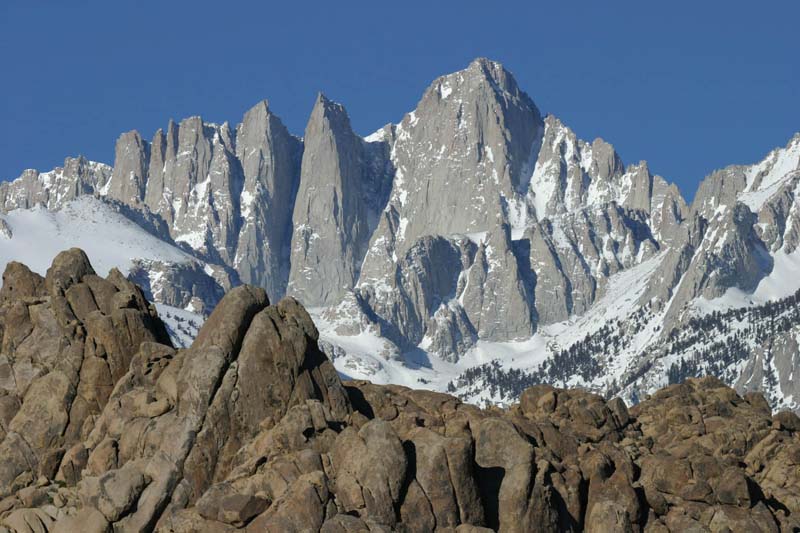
0,250,799,532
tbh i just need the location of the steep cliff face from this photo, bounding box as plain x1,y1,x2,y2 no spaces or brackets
345,58,680,362
376,58,544,248
234,101,303,299
287,94,391,307
461,222,535,342
2,58,800,413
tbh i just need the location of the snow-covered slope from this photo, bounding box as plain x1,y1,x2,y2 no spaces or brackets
156,303,203,348
0,196,189,276
315,251,667,404
0,196,231,315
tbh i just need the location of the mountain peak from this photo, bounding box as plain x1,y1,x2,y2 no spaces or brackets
312,92,348,116
467,56,509,81
246,99,271,115
307,92,352,138
431,57,524,101
468,56,504,71
315,91,345,110
315,91,330,105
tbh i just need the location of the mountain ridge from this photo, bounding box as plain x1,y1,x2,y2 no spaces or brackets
2,57,799,413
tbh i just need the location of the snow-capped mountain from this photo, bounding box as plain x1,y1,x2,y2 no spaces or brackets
2,58,799,410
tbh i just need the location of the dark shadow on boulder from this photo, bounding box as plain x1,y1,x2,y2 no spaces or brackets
475,465,504,530
344,384,375,419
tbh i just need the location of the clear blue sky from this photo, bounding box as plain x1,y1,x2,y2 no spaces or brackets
1,1,798,200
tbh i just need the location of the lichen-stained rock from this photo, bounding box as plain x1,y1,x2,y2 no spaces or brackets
181,296,350,501
746,429,800,515
0,251,357,532
517,385,632,445
78,461,149,523
52,507,110,533
405,426,484,528
243,471,333,533
474,417,559,533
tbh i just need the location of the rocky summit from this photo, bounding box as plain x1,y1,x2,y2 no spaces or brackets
0,250,798,532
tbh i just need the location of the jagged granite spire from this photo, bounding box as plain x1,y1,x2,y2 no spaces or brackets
234,100,303,299
107,130,149,203
287,93,391,307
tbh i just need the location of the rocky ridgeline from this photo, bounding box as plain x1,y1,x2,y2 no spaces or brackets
0,250,799,533
0,58,690,361
2,58,800,408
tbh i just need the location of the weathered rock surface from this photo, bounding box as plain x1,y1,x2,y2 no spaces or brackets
0,251,798,532
0,248,170,505
234,100,303,300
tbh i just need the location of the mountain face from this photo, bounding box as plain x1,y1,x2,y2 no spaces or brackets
2,58,800,413
288,94,392,307
2,251,800,533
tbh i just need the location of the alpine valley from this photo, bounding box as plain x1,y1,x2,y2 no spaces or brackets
3,58,800,412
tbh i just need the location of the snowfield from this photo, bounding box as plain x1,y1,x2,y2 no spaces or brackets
0,196,191,277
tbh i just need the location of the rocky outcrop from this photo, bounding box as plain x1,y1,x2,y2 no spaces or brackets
1,251,798,532
660,202,772,328
461,222,535,341
0,249,170,502
108,131,150,204
0,157,112,212
0,219,11,240
353,234,477,355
